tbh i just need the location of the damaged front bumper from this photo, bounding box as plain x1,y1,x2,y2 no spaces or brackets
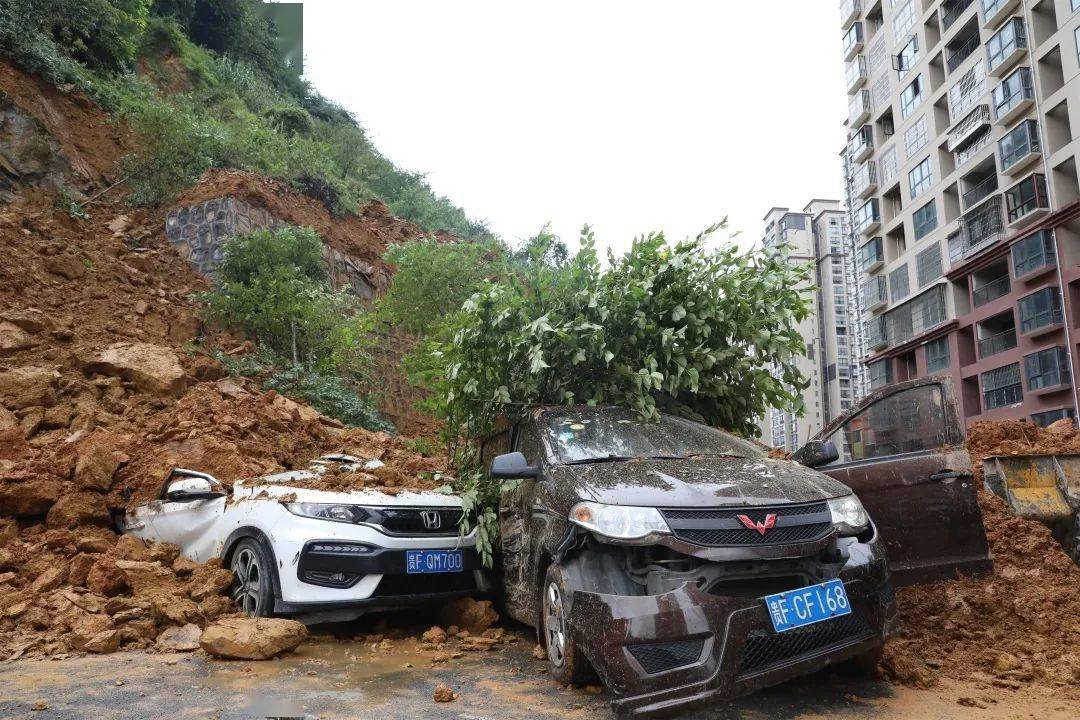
563,535,896,718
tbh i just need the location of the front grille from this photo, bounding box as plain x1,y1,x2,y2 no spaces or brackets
661,502,833,547
376,507,463,535
676,523,833,546
737,612,873,677
627,638,705,674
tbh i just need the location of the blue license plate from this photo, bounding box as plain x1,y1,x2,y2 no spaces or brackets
406,549,464,574
763,579,851,632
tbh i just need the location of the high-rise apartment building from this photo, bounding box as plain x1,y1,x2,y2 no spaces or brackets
841,0,1080,426
758,201,866,450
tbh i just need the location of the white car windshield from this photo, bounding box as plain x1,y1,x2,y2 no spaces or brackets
541,409,765,464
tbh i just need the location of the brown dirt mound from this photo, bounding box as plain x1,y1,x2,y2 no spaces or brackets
174,169,431,286
881,419,1080,698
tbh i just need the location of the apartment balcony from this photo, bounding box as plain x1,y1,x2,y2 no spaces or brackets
1018,286,1063,337
941,0,975,32
962,172,999,210
846,55,868,93
847,125,874,163
1005,173,1050,229
843,22,864,62
987,18,1027,77
947,105,991,153
848,89,871,126
858,236,884,273
972,273,1010,307
840,0,861,29
999,119,1042,176
992,67,1034,126
980,0,1021,30
862,274,888,312
852,160,878,199
956,195,1006,259
977,326,1018,359
1011,229,1056,280
854,198,881,237
946,30,980,73
885,285,948,347
865,314,888,351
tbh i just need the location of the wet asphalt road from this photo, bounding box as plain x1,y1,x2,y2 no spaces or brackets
0,627,1076,720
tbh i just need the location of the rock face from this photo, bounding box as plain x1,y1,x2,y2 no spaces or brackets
0,366,59,408
199,618,308,660
82,343,187,397
439,597,499,633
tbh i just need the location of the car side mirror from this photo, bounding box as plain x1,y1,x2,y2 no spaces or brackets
490,452,539,479
791,440,840,468
166,477,222,502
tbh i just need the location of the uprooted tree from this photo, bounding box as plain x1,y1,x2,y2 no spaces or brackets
410,224,814,563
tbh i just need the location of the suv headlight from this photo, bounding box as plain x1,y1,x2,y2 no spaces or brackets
285,502,366,524
828,494,869,536
569,502,671,540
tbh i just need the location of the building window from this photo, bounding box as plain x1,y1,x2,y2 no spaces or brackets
904,116,928,158
879,145,899,185
894,0,916,41
913,200,938,240
916,244,943,287
900,75,924,119
1005,173,1049,224
1011,230,1056,278
869,34,888,74
890,265,910,302
948,61,986,121
1024,346,1071,391
981,363,1023,410
869,360,892,389
925,337,950,373
999,120,1041,173
987,18,1027,74
909,157,933,198
1017,286,1063,334
1032,407,1075,427
895,35,919,77
992,67,1034,121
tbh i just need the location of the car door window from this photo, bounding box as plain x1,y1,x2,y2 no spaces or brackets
515,425,544,467
827,383,948,463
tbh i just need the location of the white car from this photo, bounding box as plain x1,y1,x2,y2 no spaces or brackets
124,455,485,623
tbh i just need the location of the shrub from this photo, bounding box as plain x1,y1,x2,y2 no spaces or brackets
264,365,393,433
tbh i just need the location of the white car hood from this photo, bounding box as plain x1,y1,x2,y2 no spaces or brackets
234,471,462,507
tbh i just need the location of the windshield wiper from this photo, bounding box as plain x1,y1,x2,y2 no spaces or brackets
564,454,635,465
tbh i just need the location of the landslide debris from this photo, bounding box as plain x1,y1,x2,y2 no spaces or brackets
199,617,308,660
882,419,1080,699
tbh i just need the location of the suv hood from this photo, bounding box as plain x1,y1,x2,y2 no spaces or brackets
233,470,462,507
556,456,850,508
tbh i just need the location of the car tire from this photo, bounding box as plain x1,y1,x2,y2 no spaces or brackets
540,563,595,686
230,538,275,617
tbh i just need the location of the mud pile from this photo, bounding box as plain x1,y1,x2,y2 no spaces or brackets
882,419,1080,699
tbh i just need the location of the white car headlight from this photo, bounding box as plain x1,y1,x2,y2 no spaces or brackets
828,494,869,536
285,502,364,523
569,502,671,540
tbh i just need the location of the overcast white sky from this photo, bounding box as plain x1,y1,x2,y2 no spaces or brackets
300,1,847,253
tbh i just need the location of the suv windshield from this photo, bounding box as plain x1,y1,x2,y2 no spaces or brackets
541,408,764,464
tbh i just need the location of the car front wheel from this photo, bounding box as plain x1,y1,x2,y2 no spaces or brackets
541,563,594,685
230,539,274,617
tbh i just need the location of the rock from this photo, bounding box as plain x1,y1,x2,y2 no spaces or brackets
422,626,448,644
172,556,199,576
0,310,51,334
83,629,121,654
187,354,227,382
1046,417,1076,436
46,492,109,529
86,559,130,597
0,320,36,356
432,683,456,703
150,594,201,626
156,623,202,652
75,536,113,554
18,407,43,437
0,518,17,545
148,542,181,565
113,534,150,560
82,342,187,397
199,618,308,660
186,564,233,601
0,427,28,459
439,597,499,633
74,439,126,491
44,254,86,280
197,593,234,621
0,366,59,408
993,652,1022,674
0,479,61,516
113,560,172,593
532,644,547,660
41,404,73,429
69,553,97,586
0,404,17,430
107,215,131,235
29,566,67,595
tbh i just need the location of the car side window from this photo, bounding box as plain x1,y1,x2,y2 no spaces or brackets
515,424,544,468
481,429,511,475
829,384,949,463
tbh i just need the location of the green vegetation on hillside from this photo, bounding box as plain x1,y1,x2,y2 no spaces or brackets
0,0,490,240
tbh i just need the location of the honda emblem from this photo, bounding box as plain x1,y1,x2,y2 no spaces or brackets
420,510,442,530
737,513,777,536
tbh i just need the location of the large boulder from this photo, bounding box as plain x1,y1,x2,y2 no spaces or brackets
439,597,499,633
0,479,62,516
156,623,202,652
74,436,127,492
0,366,59,409
82,343,187,397
86,558,130,597
45,492,110,529
199,618,308,660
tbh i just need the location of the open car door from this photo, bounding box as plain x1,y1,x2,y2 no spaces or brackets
812,377,992,586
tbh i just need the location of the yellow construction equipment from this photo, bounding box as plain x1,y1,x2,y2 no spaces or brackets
982,454,1080,562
